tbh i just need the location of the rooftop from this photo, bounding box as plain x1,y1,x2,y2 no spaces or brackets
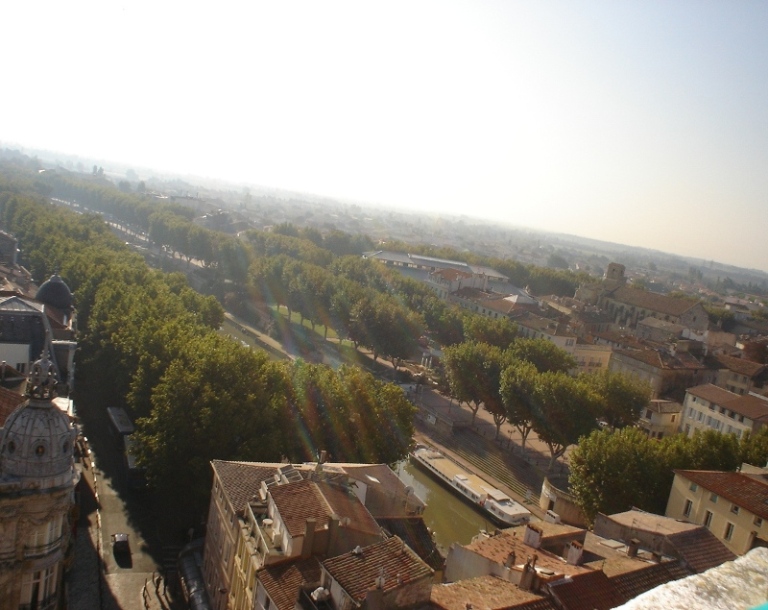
321,536,433,603
675,470,768,521
430,575,555,610
258,557,322,610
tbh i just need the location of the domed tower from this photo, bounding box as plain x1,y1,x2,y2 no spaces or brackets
0,353,78,610
35,274,73,314
34,273,77,395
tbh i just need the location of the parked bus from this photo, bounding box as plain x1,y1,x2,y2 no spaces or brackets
106,406,134,437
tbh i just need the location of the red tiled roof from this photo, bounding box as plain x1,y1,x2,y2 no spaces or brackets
675,470,768,522
0,385,26,426
258,557,322,610
608,287,700,317
271,479,335,536
686,385,768,421
685,384,738,405
614,349,706,371
609,561,691,602
212,460,287,514
465,530,590,578
665,524,738,573
430,575,555,610
270,479,380,537
711,353,766,378
722,394,768,422
317,481,380,536
322,536,433,603
548,569,624,610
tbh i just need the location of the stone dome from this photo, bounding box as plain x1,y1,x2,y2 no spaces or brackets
35,273,73,312
0,354,75,486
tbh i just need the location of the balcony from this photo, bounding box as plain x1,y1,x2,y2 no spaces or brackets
24,536,63,559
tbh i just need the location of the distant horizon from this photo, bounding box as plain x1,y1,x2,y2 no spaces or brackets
7,138,768,279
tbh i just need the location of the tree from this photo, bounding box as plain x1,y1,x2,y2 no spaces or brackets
583,371,651,429
570,427,746,524
500,361,539,454
134,335,291,512
462,315,518,349
508,337,577,374
443,342,488,424
569,427,671,523
740,426,768,467
532,372,598,471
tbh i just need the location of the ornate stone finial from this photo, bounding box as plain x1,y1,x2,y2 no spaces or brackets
27,351,58,400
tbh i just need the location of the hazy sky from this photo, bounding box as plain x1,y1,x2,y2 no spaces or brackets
3,1,768,271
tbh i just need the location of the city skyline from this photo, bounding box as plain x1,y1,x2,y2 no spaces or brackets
3,1,768,271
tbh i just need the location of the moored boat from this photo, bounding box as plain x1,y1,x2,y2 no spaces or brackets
410,444,531,526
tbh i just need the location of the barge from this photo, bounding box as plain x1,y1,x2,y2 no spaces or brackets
411,444,531,526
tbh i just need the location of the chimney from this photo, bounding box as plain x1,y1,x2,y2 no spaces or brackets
627,538,640,558
523,523,543,549
565,540,583,566
301,518,316,558
504,551,517,569
327,514,341,555
519,554,537,592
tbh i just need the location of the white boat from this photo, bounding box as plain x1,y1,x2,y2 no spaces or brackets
410,444,531,527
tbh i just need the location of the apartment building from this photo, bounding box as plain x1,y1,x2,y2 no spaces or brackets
665,468,768,555
679,384,768,438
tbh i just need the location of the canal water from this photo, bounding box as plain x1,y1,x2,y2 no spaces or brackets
395,458,497,553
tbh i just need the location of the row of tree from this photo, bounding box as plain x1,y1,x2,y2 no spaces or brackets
0,167,416,516
443,339,651,470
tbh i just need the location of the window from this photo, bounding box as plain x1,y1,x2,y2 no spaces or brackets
683,500,693,518
20,566,58,608
689,483,698,492
671,415,676,422
730,504,740,515
704,510,713,528
754,517,763,527
710,493,718,503
646,410,653,419
724,522,735,541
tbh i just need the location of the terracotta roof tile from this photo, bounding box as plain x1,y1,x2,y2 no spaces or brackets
270,479,335,536
212,460,288,514
548,569,624,610
721,393,768,422
258,557,322,610
430,575,555,610
322,536,433,603
465,530,591,578
712,353,766,378
609,287,700,317
270,479,380,537
675,470,768,521
609,561,691,601
685,383,738,405
665,525,737,573
318,481,380,536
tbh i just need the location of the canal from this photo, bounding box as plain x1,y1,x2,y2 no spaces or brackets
396,458,498,553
